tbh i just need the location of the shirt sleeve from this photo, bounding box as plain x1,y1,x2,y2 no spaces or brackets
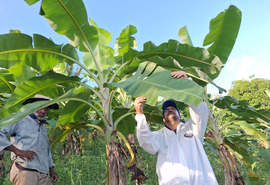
187,101,209,143
0,123,19,154
135,114,160,155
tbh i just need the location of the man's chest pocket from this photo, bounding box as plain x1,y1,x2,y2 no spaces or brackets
184,131,193,138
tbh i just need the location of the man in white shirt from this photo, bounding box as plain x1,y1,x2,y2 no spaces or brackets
134,71,218,185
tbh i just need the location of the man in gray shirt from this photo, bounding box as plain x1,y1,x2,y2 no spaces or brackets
0,94,58,185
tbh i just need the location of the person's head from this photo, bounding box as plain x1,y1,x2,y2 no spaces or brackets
22,94,59,120
162,100,181,124
34,107,49,120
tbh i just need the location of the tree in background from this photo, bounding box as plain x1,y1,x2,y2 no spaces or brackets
228,79,270,110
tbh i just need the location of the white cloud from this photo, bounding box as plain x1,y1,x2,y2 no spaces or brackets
226,55,269,81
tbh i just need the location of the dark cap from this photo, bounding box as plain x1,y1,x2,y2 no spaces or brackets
162,99,180,117
22,94,59,110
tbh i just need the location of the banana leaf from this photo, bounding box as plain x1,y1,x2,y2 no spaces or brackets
119,40,223,80
115,25,137,56
40,0,98,52
108,62,204,106
113,108,136,135
0,71,80,118
0,33,79,71
203,5,241,64
178,26,193,46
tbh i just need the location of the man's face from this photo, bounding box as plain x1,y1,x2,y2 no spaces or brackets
163,106,180,123
34,107,49,120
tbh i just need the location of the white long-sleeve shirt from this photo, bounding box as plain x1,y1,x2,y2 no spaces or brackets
135,102,218,185
0,115,54,174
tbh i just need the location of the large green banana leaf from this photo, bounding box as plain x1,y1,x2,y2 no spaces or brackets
0,69,16,94
0,100,55,129
108,62,204,106
118,40,223,80
126,55,226,93
0,88,95,129
203,5,242,64
0,33,79,71
40,0,98,52
0,71,80,118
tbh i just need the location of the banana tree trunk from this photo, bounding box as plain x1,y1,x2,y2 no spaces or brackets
106,142,127,185
208,109,245,185
217,144,244,185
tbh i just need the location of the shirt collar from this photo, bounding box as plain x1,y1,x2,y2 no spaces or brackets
165,125,177,134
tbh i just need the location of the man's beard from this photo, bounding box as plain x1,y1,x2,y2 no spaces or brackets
164,113,180,123
34,112,47,120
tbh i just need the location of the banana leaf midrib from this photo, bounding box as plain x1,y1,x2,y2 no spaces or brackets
133,52,220,68
1,80,82,111
0,76,14,92
57,0,92,52
55,0,103,78
0,49,78,63
0,48,101,83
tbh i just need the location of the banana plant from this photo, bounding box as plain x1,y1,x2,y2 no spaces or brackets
0,1,241,184
207,96,270,185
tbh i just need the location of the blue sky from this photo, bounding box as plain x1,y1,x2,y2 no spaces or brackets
1,0,269,95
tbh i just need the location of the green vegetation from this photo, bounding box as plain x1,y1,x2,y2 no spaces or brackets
1,0,270,184
228,78,270,110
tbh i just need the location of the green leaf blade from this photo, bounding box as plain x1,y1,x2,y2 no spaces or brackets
203,5,242,64
178,26,193,46
115,25,138,56
109,63,204,106
113,108,136,135
0,70,16,94
141,40,223,79
0,33,79,71
41,0,99,52
0,71,80,118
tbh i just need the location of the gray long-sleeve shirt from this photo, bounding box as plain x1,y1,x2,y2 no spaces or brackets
0,115,54,174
